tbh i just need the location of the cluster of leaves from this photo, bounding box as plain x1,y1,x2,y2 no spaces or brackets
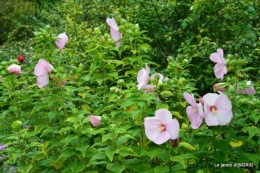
0,0,259,173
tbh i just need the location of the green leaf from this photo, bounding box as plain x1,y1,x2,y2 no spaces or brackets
247,153,259,169
40,127,59,137
116,134,134,145
65,117,77,123
160,91,173,98
154,166,169,173
65,134,78,146
71,163,85,173
58,149,77,160
247,126,259,139
105,149,116,162
75,145,89,158
106,163,125,173
178,142,196,150
170,155,186,168
119,147,138,157
18,164,33,173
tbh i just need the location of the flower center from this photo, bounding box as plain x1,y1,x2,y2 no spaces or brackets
210,106,217,114
158,125,166,132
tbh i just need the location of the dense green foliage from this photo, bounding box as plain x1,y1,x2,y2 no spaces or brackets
0,0,259,173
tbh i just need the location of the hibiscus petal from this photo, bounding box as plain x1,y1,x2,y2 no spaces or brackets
106,18,119,30
166,119,179,140
145,128,161,141
34,63,46,76
155,108,172,124
153,130,170,145
137,69,146,83
214,63,226,80
110,28,122,42
210,53,222,63
244,87,256,95
217,48,224,60
55,32,68,51
183,92,197,107
88,116,101,126
204,112,219,126
37,74,49,88
216,109,232,125
144,118,161,130
203,93,218,106
215,93,232,111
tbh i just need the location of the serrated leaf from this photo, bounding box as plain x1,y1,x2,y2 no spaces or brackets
65,134,78,146
170,155,186,168
160,91,173,98
105,149,116,162
247,126,259,139
65,117,77,123
116,134,134,145
50,157,67,169
18,164,33,173
58,149,77,160
71,163,85,173
247,153,260,169
172,111,183,119
154,166,169,173
106,163,125,173
178,142,196,150
119,147,138,157
75,145,89,158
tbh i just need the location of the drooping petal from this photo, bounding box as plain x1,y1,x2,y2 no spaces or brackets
110,28,122,42
214,63,227,80
244,87,256,95
186,106,203,129
144,118,161,130
153,130,170,145
55,32,68,51
217,48,224,60
183,92,197,107
165,119,179,139
34,59,54,76
137,69,146,84
155,108,172,124
34,63,46,76
106,18,119,31
210,53,223,63
37,74,49,88
88,116,101,127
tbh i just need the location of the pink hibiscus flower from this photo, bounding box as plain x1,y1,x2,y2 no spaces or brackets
34,59,54,88
144,108,179,145
55,32,68,51
88,116,101,127
183,92,204,129
7,64,22,75
106,18,122,47
203,92,233,126
210,48,227,80
137,63,150,90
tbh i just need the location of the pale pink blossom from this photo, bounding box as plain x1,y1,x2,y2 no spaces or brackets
55,32,68,51
144,109,179,145
7,64,22,75
106,18,122,47
237,81,256,95
137,63,150,90
210,48,227,80
88,116,101,127
34,59,54,88
203,92,233,126
184,92,204,129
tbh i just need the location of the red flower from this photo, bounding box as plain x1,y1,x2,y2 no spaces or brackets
17,55,24,63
